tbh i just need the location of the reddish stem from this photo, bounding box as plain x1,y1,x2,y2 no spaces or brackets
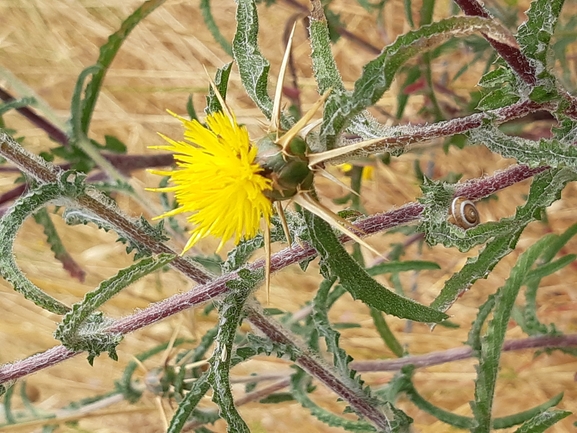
0,87,70,146
453,0,537,85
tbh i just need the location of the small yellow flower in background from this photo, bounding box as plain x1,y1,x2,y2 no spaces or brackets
148,110,273,254
339,163,374,181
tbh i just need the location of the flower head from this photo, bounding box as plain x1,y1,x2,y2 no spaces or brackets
149,110,273,253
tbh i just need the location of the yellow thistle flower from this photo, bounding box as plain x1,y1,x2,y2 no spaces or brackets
148,111,273,254
148,25,386,273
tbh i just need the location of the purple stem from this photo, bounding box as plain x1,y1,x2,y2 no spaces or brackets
453,0,537,85
0,87,70,146
0,153,175,208
246,304,391,430
352,334,577,372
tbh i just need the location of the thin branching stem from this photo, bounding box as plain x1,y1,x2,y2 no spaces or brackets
245,304,393,431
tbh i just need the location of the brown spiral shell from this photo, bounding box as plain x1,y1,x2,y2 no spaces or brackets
449,197,479,229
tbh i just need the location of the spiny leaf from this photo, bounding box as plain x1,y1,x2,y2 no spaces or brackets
476,64,522,110
471,235,558,432
367,260,440,275
64,209,168,260
232,0,272,120
400,367,565,429
538,222,577,263
469,125,577,169
524,254,576,285
421,168,577,252
431,232,521,314
167,327,270,433
322,16,518,140
493,393,564,429
167,374,212,433
0,97,36,116
115,338,192,403
302,209,448,323
309,17,345,94
55,255,174,348
32,207,86,282
208,283,253,433
370,308,404,357
206,62,233,115
516,0,564,101
290,368,377,432
0,172,89,315
223,214,299,272
431,168,576,314
311,278,373,400
512,410,571,433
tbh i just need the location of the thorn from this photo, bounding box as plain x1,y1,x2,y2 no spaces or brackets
161,316,183,366
277,90,331,152
307,135,386,167
155,396,169,431
298,118,322,139
204,66,234,121
275,201,293,246
271,23,297,137
316,167,360,196
294,193,387,261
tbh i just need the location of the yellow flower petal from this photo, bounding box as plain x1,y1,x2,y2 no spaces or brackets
149,111,273,253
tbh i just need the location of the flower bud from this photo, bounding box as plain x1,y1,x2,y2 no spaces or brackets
256,134,313,201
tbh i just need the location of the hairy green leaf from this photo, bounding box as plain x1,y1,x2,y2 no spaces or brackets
302,209,448,323
0,97,36,116
517,0,564,99
76,0,166,133
421,168,577,254
0,172,89,314
470,125,577,169
32,207,86,282
493,393,564,429
206,63,233,115
367,260,440,275
370,308,404,357
232,0,273,120
512,409,571,433
290,368,377,432
309,17,345,94
471,235,557,432
312,278,374,400
322,16,517,139
115,338,192,404
208,281,254,433
54,254,175,363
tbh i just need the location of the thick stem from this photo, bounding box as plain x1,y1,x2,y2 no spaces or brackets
331,99,553,162
453,0,536,85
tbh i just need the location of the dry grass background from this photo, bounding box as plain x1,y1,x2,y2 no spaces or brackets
1,0,577,432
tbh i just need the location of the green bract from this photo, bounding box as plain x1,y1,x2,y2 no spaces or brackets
256,134,314,201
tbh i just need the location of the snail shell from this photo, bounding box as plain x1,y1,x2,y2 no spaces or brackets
449,197,479,229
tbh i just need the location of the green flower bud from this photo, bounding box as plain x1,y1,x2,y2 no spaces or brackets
256,134,313,201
